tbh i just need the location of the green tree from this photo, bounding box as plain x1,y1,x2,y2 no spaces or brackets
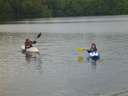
0,0,128,21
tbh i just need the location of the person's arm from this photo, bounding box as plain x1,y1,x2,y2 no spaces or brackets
24,42,27,49
86,49,91,53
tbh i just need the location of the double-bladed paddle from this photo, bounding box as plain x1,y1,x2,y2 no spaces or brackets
32,32,42,44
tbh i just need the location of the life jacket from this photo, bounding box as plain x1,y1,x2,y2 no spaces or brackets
89,51,99,57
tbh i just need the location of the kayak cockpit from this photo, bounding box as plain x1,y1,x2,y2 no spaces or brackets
21,45,39,53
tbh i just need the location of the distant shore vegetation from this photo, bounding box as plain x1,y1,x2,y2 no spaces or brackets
0,0,128,21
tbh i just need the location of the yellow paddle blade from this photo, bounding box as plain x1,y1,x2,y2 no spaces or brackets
75,48,86,52
77,56,84,64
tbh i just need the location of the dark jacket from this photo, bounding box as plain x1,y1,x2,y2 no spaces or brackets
87,48,97,53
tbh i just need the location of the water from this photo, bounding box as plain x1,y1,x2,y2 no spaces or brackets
1,15,128,33
0,16,128,96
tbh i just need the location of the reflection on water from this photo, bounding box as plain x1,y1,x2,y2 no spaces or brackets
25,53,43,73
76,55,84,64
91,63,97,71
76,55,97,71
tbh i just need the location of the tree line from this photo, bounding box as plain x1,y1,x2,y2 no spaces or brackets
0,0,128,21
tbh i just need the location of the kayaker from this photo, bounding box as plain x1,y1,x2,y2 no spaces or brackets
25,38,33,49
86,43,100,61
87,43,97,53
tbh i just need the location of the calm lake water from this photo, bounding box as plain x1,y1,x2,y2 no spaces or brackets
0,16,128,96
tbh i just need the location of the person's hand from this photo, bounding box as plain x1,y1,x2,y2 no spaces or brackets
32,41,37,44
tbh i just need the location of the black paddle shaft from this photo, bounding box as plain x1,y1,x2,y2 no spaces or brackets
37,32,42,38
33,32,42,44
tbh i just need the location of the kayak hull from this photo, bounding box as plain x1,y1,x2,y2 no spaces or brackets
21,45,39,53
89,55,100,61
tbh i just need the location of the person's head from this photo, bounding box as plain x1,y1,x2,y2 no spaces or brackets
91,43,96,49
26,38,30,42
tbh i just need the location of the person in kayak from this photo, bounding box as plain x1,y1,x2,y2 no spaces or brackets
87,43,97,53
25,38,33,49
86,43,100,61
